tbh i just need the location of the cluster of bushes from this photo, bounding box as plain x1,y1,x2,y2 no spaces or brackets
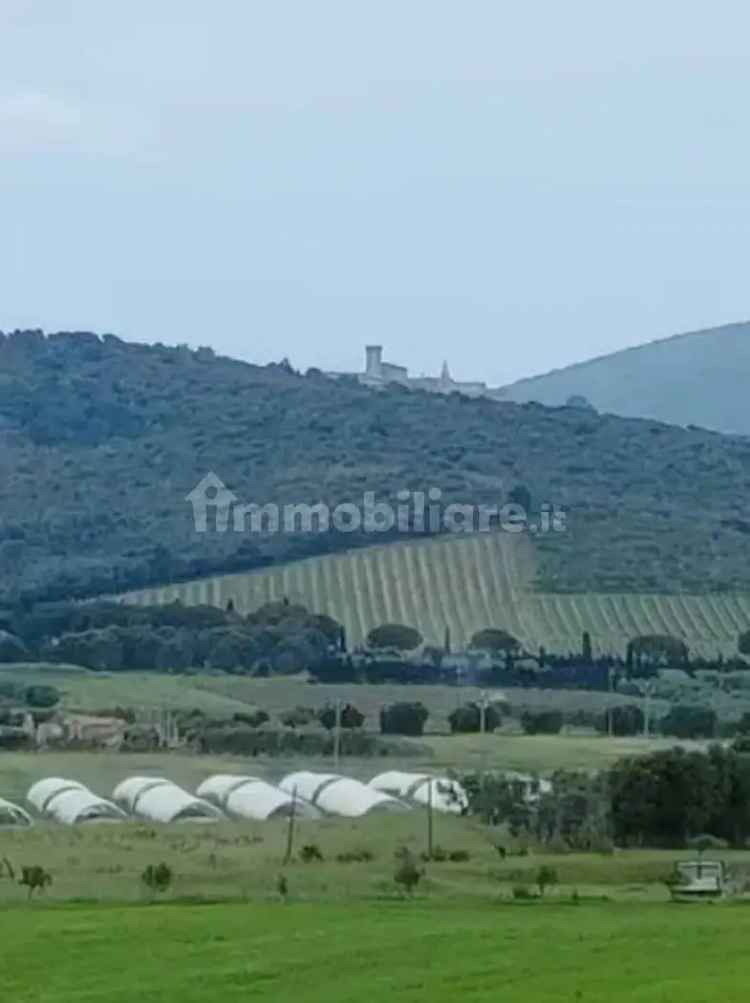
520,709,564,735
459,768,613,852
380,702,429,736
448,701,504,734
0,680,60,709
2,599,342,675
610,744,750,846
191,726,412,758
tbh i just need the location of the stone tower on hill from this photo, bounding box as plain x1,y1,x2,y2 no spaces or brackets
327,345,488,397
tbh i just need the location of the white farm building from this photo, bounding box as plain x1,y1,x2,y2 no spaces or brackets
197,775,320,821
369,772,469,814
280,771,408,817
27,778,126,825
113,777,223,823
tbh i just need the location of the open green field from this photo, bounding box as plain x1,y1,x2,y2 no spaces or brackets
3,899,750,1002
1,792,749,1001
0,662,683,731
118,532,750,656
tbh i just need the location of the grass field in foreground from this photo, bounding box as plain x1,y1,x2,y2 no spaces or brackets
3,900,750,1002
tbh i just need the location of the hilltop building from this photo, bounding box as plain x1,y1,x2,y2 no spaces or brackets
327,345,488,397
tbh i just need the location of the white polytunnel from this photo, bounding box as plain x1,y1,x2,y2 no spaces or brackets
113,777,223,823
0,797,33,827
197,775,320,821
369,772,469,814
280,771,409,817
27,778,126,825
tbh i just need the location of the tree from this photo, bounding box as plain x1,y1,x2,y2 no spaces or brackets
448,702,502,734
232,709,269,729
660,705,716,740
279,706,316,729
380,702,429,736
536,865,558,897
626,634,688,668
299,843,324,862
141,862,173,895
366,624,423,652
596,704,644,737
565,395,595,411
24,685,60,709
581,631,592,663
469,628,520,654
317,703,364,731
520,709,563,735
738,630,750,656
609,748,721,845
19,865,52,899
394,848,422,896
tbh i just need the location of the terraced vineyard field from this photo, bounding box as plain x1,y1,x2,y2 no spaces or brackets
120,533,750,657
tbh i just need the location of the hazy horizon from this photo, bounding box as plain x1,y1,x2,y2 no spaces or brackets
2,1,750,385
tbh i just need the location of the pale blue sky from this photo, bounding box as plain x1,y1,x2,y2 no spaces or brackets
1,1,749,385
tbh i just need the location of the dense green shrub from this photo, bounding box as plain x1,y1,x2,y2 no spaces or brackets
317,703,365,731
23,685,60,709
394,848,422,895
596,704,644,737
626,634,689,668
469,628,520,653
609,745,750,846
232,709,269,728
379,702,429,736
279,706,317,729
299,844,324,863
536,865,558,896
660,705,717,739
448,702,502,734
520,709,564,735
366,624,423,652
141,863,173,894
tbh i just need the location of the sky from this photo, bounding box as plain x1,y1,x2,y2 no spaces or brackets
1,1,750,386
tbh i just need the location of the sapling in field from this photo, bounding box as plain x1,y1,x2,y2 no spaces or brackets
141,862,173,896
394,848,423,896
536,865,559,897
19,865,52,899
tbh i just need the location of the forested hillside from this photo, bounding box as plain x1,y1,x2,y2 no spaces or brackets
497,321,750,434
2,329,750,605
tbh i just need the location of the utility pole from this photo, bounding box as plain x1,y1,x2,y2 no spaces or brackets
426,776,434,860
283,785,297,865
607,669,614,738
333,698,342,771
643,681,653,740
479,692,489,824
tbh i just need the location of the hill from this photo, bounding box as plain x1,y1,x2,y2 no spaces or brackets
496,321,750,434
3,328,750,605
123,534,750,657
